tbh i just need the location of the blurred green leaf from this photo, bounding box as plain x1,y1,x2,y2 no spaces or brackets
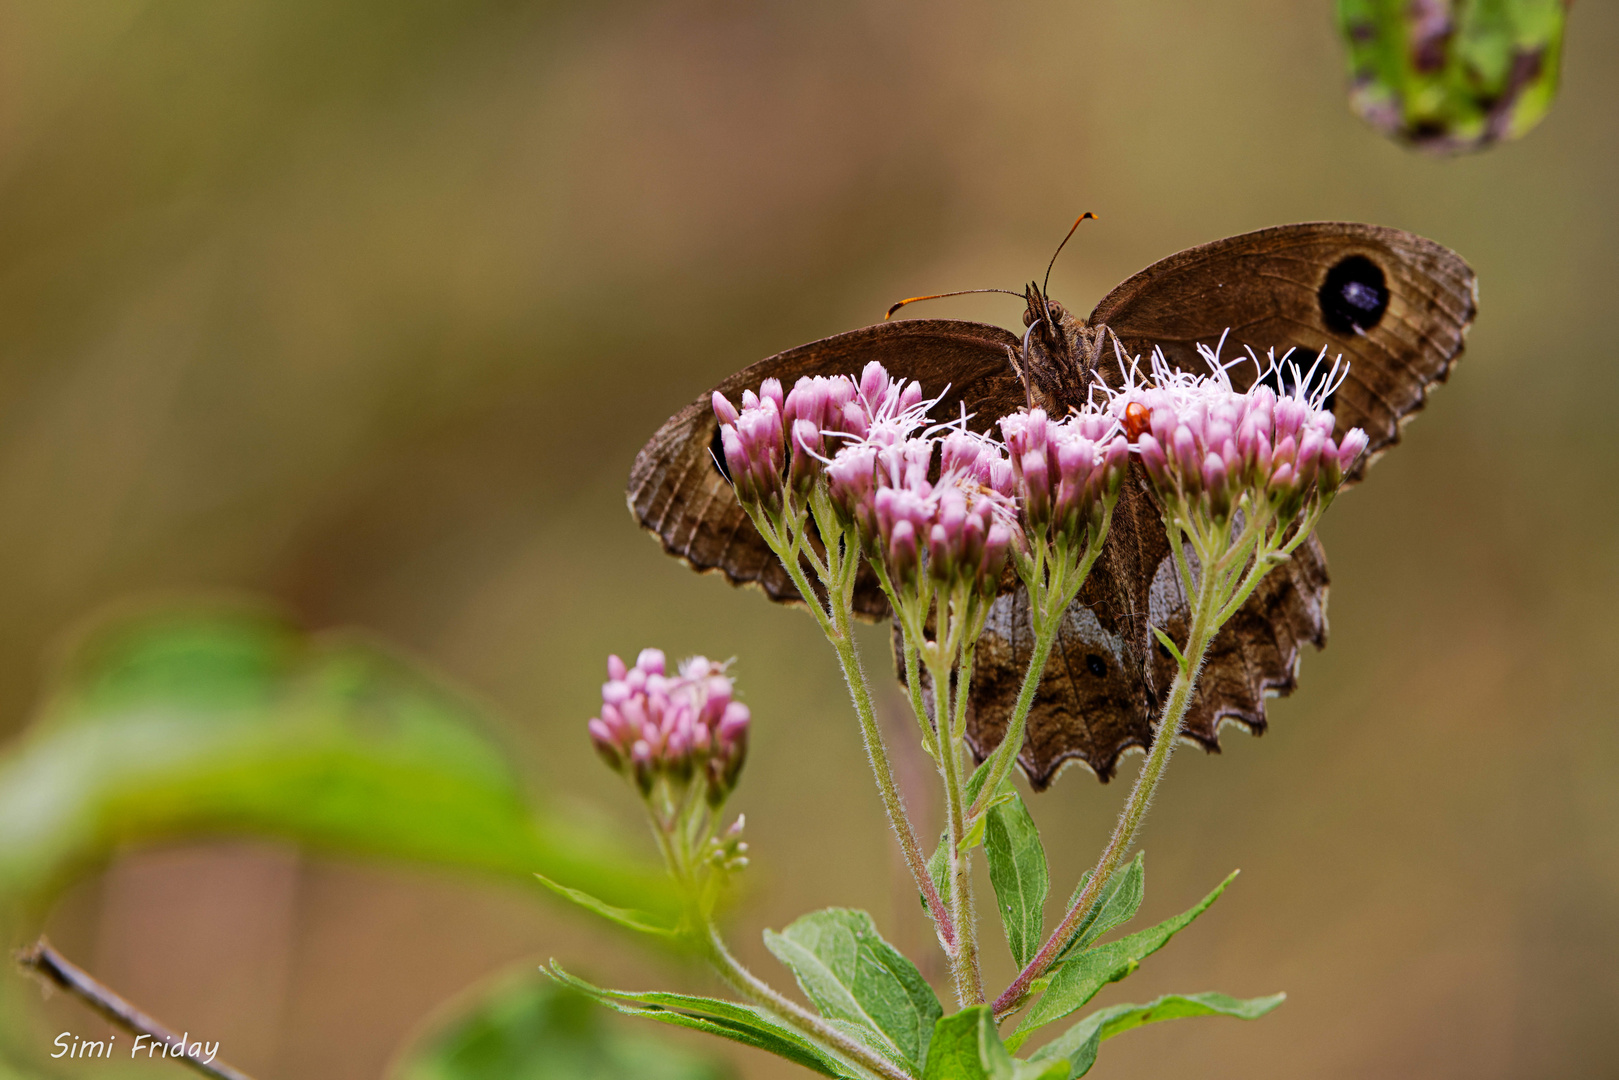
763,908,942,1072
534,872,682,941
393,974,729,1080
546,964,860,1079
1058,853,1145,961
983,785,1048,970
921,1008,1066,1080
1337,0,1570,153
1009,871,1237,1046
0,606,674,924
1027,991,1285,1078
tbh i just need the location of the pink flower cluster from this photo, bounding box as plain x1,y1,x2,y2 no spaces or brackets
829,425,1018,595
1115,349,1370,521
588,649,750,805
999,409,1130,547
712,363,928,513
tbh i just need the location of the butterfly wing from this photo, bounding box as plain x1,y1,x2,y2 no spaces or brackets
627,318,1024,619
970,223,1473,785
1091,221,1477,470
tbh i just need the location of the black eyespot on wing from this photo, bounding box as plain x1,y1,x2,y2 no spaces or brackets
1085,653,1107,677
1319,255,1389,334
708,424,731,482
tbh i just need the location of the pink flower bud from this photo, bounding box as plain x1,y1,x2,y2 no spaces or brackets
898,380,923,413
859,361,888,407
889,518,919,578
588,719,620,767
929,523,952,582
1102,435,1130,492
759,378,784,414
961,510,986,574
941,430,982,477
1146,403,1174,446
1268,462,1296,494
1172,426,1201,489
637,648,666,676
1136,433,1170,486
1273,434,1297,469
1021,449,1050,524
989,457,1016,497
1296,430,1325,491
717,701,750,744
788,419,824,494
607,654,628,681
1202,451,1228,496
1338,427,1369,472
712,392,739,428
981,523,1012,591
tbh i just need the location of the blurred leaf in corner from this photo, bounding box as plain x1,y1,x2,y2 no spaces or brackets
391,974,731,1080
1336,0,1570,153
0,604,677,930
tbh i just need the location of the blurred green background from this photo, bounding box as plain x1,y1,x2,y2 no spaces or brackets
1,0,1615,1077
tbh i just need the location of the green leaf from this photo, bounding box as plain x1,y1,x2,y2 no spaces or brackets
1060,853,1145,960
1011,870,1238,1044
925,835,950,912
1149,626,1186,671
1028,991,1285,1077
547,964,859,1079
1336,0,1569,154
0,608,674,919
922,761,1002,908
922,1008,1068,1080
392,972,729,1080
534,873,680,940
983,785,1048,969
763,908,943,1072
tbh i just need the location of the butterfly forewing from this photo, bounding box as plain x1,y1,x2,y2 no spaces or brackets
1092,222,1477,474
628,318,1023,618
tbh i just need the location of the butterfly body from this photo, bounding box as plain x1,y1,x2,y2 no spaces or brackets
629,222,1476,788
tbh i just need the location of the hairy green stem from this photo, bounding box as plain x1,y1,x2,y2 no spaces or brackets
930,647,984,1006
992,535,1224,1018
825,595,955,948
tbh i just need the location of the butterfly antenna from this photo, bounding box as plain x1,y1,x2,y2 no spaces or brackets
884,288,1024,320
1042,212,1097,295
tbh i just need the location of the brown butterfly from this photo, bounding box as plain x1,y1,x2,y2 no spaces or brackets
628,222,1476,789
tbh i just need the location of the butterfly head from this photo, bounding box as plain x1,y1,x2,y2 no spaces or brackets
1018,282,1106,413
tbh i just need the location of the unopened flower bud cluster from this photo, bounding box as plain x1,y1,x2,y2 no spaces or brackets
712,362,928,518
999,408,1131,551
588,649,750,807
1114,347,1369,524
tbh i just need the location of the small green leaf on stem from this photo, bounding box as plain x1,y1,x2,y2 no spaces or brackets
922,1007,1068,1080
1059,852,1144,960
1010,871,1238,1044
392,972,726,1080
763,908,943,1073
1027,991,1285,1077
1149,626,1187,672
546,964,860,1079
984,785,1049,969
533,873,681,941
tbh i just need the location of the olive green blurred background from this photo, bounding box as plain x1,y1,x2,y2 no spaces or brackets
2,1,1616,1077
